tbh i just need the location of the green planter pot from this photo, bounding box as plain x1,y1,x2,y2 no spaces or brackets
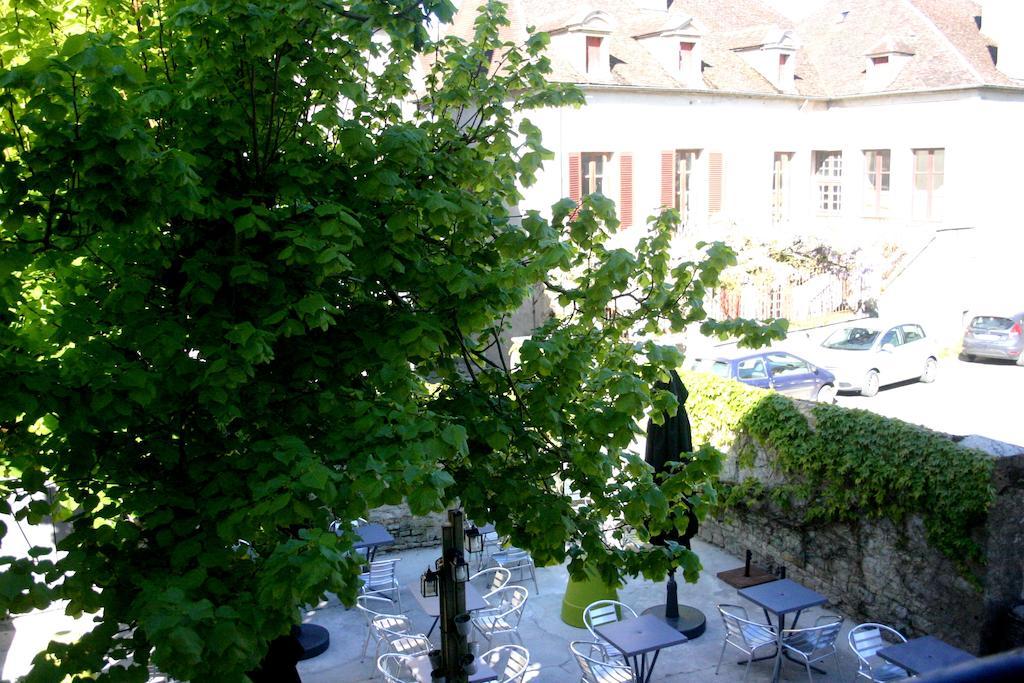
560,568,620,628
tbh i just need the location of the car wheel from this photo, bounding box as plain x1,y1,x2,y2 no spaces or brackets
920,357,937,383
861,370,880,397
815,384,836,404
960,352,975,362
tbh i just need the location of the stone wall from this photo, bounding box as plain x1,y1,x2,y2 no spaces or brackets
698,436,1024,654
366,504,448,552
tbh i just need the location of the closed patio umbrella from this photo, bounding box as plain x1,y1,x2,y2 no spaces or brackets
642,369,706,638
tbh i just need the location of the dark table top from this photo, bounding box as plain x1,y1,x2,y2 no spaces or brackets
737,578,827,616
407,655,498,683
353,523,395,550
877,636,976,675
595,614,688,658
406,581,490,618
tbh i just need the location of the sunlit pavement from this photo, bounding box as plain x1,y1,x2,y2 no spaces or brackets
298,539,860,683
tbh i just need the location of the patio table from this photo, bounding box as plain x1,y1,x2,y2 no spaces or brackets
877,635,976,675
737,578,828,683
353,523,395,562
406,580,490,637
595,613,687,683
406,654,498,682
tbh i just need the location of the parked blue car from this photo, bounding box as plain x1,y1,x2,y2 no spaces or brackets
689,350,837,403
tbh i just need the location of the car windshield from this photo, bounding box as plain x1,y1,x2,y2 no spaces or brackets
970,316,1014,331
691,358,730,378
822,327,879,350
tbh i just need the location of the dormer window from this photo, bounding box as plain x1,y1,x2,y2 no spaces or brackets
679,41,695,72
633,15,705,87
865,37,914,90
544,9,614,81
586,36,603,74
778,54,790,82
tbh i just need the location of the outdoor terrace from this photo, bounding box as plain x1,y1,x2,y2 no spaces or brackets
298,539,863,682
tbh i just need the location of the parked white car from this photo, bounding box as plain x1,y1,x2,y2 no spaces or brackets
816,320,938,396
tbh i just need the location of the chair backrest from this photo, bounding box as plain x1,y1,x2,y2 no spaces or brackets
570,640,635,683
471,567,512,595
784,616,843,651
849,623,907,662
376,653,415,683
718,604,771,647
584,600,638,641
357,595,403,624
329,517,368,534
365,558,400,585
482,644,530,683
381,631,431,657
501,549,533,568
487,586,529,627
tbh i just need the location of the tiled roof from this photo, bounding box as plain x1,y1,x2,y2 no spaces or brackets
439,0,1015,97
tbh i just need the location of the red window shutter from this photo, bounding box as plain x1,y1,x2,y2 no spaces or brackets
660,151,674,208
708,152,724,215
619,153,633,229
568,152,581,202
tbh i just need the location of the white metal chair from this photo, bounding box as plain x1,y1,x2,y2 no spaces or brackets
481,644,530,683
490,547,539,594
782,615,845,683
583,599,638,663
472,585,529,644
377,622,432,658
715,604,778,683
376,652,416,683
849,623,911,681
570,640,635,683
360,558,402,610
356,595,413,661
470,566,512,598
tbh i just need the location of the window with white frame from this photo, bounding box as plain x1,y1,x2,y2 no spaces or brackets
581,152,609,195
674,149,700,225
814,150,843,214
863,149,891,216
912,148,944,220
772,151,794,224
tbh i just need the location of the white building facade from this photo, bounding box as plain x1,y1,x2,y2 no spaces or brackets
448,0,1024,331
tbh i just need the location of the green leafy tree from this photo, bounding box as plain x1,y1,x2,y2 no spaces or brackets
0,1,784,679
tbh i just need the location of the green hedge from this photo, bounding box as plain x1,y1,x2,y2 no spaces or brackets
680,371,995,579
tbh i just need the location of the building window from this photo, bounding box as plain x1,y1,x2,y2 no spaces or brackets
913,148,944,220
814,150,843,214
778,53,790,82
679,41,695,72
581,152,607,195
772,152,793,224
863,149,891,216
674,149,700,224
871,55,889,65
586,36,603,74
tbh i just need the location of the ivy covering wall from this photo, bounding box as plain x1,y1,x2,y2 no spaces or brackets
680,371,995,577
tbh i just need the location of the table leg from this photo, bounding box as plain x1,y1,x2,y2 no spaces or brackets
771,613,784,683
630,653,646,683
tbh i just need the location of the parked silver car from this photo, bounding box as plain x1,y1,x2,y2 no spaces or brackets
961,312,1024,365
816,320,938,396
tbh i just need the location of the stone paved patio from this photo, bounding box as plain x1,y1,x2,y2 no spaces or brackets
299,539,862,682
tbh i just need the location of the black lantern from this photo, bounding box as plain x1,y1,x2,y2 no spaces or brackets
464,525,483,554
421,566,439,597
453,552,470,583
